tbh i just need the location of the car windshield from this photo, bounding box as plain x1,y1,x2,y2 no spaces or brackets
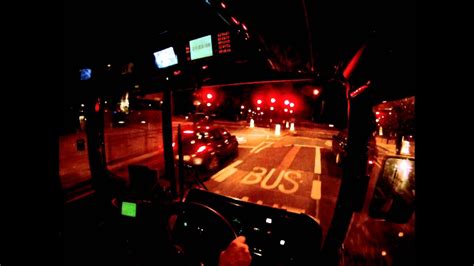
64,1,415,265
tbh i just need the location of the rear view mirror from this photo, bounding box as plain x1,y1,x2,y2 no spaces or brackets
368,156,415,223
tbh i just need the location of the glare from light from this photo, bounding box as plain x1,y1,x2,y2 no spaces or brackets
104,101,108,104
207,93,213,99
197,145,206,153
242,23,248,31
166,77,169,80
221,2,226,8
284,100,290,105
289,102,295,108
184,222,187,227
149,104,152,107
270,98,276,103
289,110,293,114
207,103,212,107
118,121,125,124
382,101,387,103
107,64,111,67
257,107,261,111
260,112,264,115
185,116,189,119
280,240,285,246
160,101,163,104
397,159,412,181
183,130,194,134
141,121,146,124
266,218,272,224
134,84,139,88
190,140,196,144
376,111,380,115
284,108,288,112
398,232,404,237
329,124,334,128
81,104,85,107
241,105,245,109
257,99,262,105
381,251,387,256
270,106,274,111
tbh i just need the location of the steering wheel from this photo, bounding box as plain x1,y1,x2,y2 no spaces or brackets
164,201,238,266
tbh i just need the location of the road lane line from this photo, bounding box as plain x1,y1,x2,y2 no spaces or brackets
314,147,321,174
283,206,306,214
311,180,322,200
211,160,243,182
295,144,319,148
250,142,266,153
254,142,274,153
278,145,301,169
238,145,256,149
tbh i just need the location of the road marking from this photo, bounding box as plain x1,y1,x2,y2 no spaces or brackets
279,146,301,169
325,140,332,147
284,206,306,214
311,180,322,200
314,147,321,174
250,142,266,153
294,144,320,149
253,142,274,153
212,160,243,182
238,145,255,149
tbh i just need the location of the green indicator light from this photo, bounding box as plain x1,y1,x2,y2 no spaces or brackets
121,201,137,217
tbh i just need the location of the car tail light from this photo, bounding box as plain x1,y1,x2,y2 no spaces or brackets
196,145,207,153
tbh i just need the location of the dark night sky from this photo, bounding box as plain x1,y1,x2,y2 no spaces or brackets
65,0,415,100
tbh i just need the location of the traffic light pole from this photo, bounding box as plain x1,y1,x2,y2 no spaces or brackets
162,82,177,198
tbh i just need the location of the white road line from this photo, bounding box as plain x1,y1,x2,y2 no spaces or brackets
314,147,321,174
211,160,243,182
294,144,318,148
238,145,256,149
254,142,274,153
250,142,266,153
284,206,306,214
311,180,322,200
324,140,332,147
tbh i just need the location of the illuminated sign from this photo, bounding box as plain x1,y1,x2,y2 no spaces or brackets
153,47,178,69
190,35,213,60
217,31,232,54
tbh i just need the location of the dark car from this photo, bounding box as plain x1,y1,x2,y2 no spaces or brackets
173,125,239,172
332,129,377,169
186,112,216,125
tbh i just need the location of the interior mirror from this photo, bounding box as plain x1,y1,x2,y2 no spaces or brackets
368,156,415,223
